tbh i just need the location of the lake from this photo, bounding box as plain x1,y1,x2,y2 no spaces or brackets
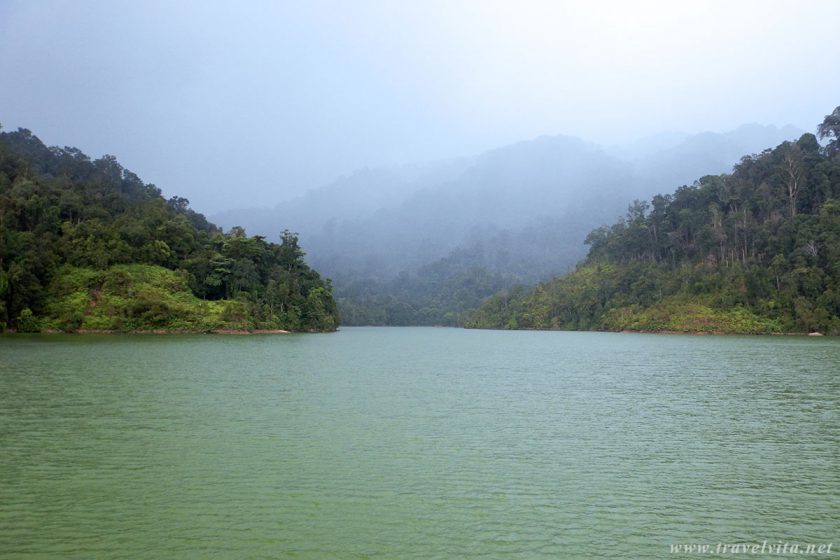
1,328,837,558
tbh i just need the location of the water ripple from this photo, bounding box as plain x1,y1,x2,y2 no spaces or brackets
1,330,838,558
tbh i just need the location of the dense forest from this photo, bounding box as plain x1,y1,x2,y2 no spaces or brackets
467,107,840,334
335,218,586,326
0,127,338,333
336,256,517,326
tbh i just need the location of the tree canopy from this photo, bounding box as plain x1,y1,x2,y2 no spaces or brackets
0,127,338,332
817,105,840,156
468,111,840,334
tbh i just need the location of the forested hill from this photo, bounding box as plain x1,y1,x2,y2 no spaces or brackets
217,125,800,327
0,127,338,333
467,108,840,335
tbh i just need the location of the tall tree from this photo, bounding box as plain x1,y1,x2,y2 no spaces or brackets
780,142,803,217
818,106,840,156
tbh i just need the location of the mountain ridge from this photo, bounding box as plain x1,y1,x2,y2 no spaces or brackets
467,109,840,334
213,123,806,326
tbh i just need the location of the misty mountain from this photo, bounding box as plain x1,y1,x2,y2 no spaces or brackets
467,124,840,334
214,158,473,243
306,135,637,279
218,124,802,273
633,123,805,193
214,123,804,325
217,135,629,274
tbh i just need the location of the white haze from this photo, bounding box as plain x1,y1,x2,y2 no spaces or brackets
0,0,838,214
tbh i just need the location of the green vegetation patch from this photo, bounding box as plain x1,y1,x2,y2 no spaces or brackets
43,264,227,332
600,297,783,334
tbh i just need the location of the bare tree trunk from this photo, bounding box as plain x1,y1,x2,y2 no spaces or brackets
783,144,802,217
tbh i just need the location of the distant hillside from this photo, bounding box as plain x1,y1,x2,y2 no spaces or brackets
467,109,840,334
0,127,338,333
217,124,803,273
216,123,804,326
213,157,473,245
632,123,806,193
305,135,632,279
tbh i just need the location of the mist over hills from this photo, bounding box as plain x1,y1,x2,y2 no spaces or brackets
631,123,806,194
214,123,804,325
467,113,840,334
215,157,474,245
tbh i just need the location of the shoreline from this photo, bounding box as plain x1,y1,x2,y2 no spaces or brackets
17,328,294,335
4,326,829,336
464,326,829,336
619,329,825,336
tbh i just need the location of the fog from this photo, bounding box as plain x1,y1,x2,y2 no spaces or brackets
1,0,838,214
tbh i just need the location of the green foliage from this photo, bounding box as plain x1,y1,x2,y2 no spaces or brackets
42,264,221,332
336,261,517,327
333,217,591,326
15,307,41,333
600,297,782,334
0,128,338,332
469,114,840,335
818,106,840,156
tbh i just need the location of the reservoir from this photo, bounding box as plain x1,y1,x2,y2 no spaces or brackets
1,328,838,558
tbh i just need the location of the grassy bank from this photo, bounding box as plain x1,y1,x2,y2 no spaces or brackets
22,264,254,333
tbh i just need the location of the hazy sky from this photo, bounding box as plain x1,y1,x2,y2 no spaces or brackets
2,0,838,214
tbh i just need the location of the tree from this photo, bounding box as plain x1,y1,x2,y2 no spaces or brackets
817,106,840,156
780,142,803,217
278,230,305,272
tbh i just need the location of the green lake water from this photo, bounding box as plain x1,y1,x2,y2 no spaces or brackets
1,327,838,558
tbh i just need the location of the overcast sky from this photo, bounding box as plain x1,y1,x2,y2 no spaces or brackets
1,0,838,214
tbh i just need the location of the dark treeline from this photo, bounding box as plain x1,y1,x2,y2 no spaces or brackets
468,108,840,334
0,127,338,332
